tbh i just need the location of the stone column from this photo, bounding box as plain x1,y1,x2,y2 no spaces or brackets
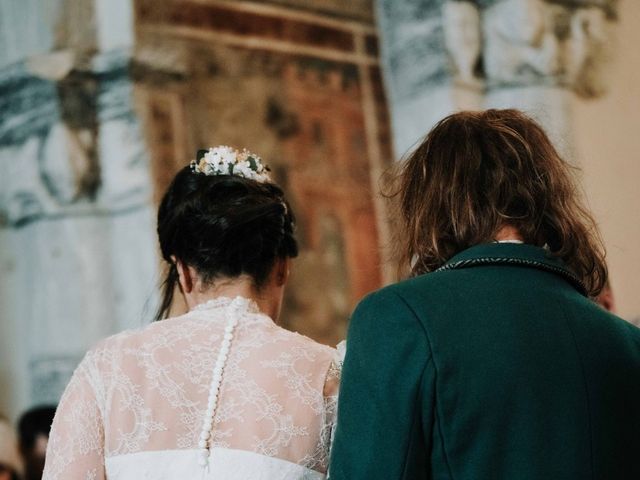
376,0,616,158
376,0,484,157
0,0,156,418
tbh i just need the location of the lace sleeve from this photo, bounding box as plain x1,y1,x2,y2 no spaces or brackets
325,341,344,400
43,351,106,480
324,341,344,471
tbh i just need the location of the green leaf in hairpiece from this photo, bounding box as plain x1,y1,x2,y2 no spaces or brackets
248,156,258,171
197,150,208,162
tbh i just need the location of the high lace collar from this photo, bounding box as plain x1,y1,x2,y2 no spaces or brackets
191,296,261,315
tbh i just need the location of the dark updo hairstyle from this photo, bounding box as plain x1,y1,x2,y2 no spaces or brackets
155,166,298,320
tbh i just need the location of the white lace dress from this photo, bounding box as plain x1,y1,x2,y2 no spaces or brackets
42,297,341,480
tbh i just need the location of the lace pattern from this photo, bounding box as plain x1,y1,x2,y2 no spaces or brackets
43,297,341,480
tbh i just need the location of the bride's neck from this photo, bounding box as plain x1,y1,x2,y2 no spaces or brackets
184,276,277,319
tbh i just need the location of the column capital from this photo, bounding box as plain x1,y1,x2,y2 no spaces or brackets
439,0,617,98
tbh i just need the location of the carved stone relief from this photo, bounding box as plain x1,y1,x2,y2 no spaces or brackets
380,0,615,96
442,1,482,86
482,0,614,96
565,6,610,97
484,0,562,85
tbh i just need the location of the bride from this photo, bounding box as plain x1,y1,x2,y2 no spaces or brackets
43,147,341,480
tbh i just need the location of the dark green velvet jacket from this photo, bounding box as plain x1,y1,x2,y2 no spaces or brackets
330,243,640,480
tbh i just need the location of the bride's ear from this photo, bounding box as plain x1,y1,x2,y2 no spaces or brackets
275,258,291,287
173,257,194,294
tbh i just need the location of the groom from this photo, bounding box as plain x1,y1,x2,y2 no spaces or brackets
329,110,640,479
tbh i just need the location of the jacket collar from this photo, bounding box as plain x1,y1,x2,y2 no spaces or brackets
437,243,587,296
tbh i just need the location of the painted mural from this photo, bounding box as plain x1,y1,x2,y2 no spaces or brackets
133,0,393,346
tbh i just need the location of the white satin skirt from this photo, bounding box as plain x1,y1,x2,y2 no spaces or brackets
105,448,326,480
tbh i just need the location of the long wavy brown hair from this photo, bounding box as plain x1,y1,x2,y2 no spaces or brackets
387,109,607,297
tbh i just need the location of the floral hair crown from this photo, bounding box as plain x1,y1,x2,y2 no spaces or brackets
190,146,272,183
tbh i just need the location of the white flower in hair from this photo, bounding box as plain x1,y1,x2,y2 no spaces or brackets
190,146,272,182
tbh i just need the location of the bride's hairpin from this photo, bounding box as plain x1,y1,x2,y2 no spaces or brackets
190,146,272,183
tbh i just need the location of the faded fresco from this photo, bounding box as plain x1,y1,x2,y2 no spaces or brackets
133,0,393,346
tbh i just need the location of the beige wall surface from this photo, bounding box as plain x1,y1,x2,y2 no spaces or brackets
573,0,640,323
